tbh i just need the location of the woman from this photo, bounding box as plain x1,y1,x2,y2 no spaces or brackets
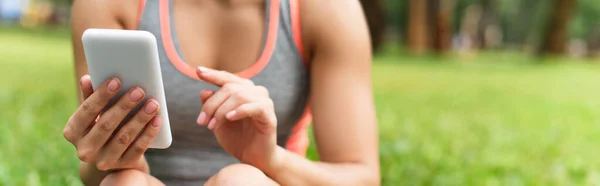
64,0,379,185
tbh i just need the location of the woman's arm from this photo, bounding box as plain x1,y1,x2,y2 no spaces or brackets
264,0,379,185
70,0,140,185
71,0,137,101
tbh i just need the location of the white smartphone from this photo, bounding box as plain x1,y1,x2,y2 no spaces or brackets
81,28,172,149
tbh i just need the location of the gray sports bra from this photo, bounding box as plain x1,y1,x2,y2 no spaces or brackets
137,0,310,185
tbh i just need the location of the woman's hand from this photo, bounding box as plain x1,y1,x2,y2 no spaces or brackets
63,75,162,172
195,67,281,170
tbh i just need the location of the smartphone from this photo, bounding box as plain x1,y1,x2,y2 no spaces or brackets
81,28,172,149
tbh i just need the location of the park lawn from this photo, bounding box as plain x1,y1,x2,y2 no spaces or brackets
3,28,600,186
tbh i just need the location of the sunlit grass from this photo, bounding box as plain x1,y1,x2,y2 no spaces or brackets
3,28,600,185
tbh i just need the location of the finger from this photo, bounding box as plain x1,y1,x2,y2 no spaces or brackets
97,99,159,170
197,90,214,126
200,90,215,104
196,66,248,86
80,75,94,100
198,89,231,126
212,98,244,131
225,100,276,128
121,116,162,165
79,87,146,156
64,78,121,143
80,75,97,125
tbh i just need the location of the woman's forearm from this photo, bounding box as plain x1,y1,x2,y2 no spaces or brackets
79,157,149,186
264,147,380,186
79,162,109,186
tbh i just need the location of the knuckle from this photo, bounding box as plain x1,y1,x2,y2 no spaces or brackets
215,110,226,120
134,113,151,125
67,115,75,123
77,149,94,162
259,106,269,116
81,101,100,116
202,107,213,115
222,84,234,91
63,127,74,142
256,86,269,96
133,142,148,154
100,84,116,95
230,90,242,98
98,120,117,132
203,104,218,115
143,128,158,140
117,101,134,112
263,99,274,108
96,161,113,171
116,132,133,145
236,93,252,102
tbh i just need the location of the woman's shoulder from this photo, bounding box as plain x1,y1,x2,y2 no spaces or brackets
71,0,140,30
297,0,368,60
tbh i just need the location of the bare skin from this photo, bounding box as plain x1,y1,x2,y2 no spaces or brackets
69,0,379,185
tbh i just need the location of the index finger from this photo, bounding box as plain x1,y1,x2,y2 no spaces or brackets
80,74,93,101
196,66,244,86
68,78,121,138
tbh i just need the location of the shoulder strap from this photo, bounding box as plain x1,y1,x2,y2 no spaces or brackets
280,0,307,64
136,0,147,29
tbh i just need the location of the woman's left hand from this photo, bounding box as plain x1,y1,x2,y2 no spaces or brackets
195,67,281,170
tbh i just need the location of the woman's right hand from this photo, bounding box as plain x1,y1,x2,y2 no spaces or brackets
63,75,162,172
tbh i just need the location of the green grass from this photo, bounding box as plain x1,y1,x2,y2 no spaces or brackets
3,28,600,186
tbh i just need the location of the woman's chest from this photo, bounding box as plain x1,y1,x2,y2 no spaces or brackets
172,0,267,73
137,0,310,147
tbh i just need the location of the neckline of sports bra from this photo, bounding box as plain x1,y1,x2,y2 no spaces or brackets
159,0,280,80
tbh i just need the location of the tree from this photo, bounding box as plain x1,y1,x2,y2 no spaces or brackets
540,0,577,55
360,0,387,53
429,0,455,53
407,0,430,54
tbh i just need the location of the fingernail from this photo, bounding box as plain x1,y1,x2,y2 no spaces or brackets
152,116,162,128
144,100,159,114
80,75,90,87
226,111,236,120
129,88,144,102
81,74,90,83
108,78,120,92
197,112,207,125
198,66,208,73
207,118,217,130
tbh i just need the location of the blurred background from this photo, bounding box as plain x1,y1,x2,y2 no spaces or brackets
1,0,600,185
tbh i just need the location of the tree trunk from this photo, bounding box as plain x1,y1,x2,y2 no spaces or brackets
407,0,430,55
429,0,454,54
359,0,387,53
540,0,577,55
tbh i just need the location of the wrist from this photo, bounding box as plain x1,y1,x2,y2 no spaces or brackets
125,156,150,173
262,146,288,177
100,156,150,174
139,156,151,173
